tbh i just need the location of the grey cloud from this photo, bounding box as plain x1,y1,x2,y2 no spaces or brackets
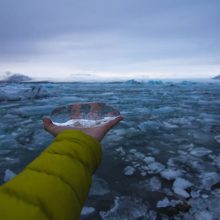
0,0,219,77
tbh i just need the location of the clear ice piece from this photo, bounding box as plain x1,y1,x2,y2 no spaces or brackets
50,102,120,128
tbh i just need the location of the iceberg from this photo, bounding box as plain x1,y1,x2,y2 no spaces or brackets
0,73,31,83
213,75,220,80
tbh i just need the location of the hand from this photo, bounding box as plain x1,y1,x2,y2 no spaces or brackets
42,116,123,142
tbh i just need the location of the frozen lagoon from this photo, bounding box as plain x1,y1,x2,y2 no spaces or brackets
0,80,220,219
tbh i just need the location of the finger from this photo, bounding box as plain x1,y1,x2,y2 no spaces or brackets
42,117,56,133
102,115,124,132
43,117,53,126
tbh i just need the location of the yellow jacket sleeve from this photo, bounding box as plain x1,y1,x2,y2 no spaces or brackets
0,130,102,220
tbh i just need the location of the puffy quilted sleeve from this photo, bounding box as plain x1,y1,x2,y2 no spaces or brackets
0,130,102,220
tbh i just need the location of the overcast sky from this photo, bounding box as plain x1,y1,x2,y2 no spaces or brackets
0,0,219,80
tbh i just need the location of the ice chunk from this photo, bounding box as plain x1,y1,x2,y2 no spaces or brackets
190,147,212,157
211,155,220,168
202,194,209,199
129,149,137,153
124,79,143,85
168,117,192,126
153,106,175,114
100,196,148,220
194,210,213,220
147,80,163,85
126,127,140,138
145,176,161,191
180,80,194,85
3,169,16,182
143,156,155,164
148,162,165,174
214,135,220,143
163,188,174,196
0,89,20,101
89,177,110,196
173,178,193,190
173,188,190,199
157,197,183,208
114,129,126,136
5,157,20,165
140,171,147,176
163,122,179,129
173,178,192,198
138,121,160,132
115,147,126,156
200,172,220,190
160,169,182,180
132,151,147,160
190,191,200,199
157,197,170,208
147,147,160,155
0,85,49,101
24,86,49,99
81,206,95,217
207,195,220,218
124,166,135,176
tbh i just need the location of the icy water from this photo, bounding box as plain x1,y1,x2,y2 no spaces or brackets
0,80,220,220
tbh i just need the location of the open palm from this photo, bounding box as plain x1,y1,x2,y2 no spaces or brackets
43,115,123,142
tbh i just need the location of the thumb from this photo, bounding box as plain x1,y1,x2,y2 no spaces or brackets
102,115,124,132
42,117,55,132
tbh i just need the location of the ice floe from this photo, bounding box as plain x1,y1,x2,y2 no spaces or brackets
148,162,165,174
173,178,193,190
81,206,95,218
0,85,50,101
89,176,111,196
199,172,220,190
100,196,148,220
157,197,183,208
145,176,161,191
3,169,16,182
160,169,182,180
172,178,193,198
138,121,160,132
123,166,135,176
189,147,212,157
194,210,213,220
214,135,220,143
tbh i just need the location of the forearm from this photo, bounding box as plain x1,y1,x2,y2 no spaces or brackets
0,130,102,220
